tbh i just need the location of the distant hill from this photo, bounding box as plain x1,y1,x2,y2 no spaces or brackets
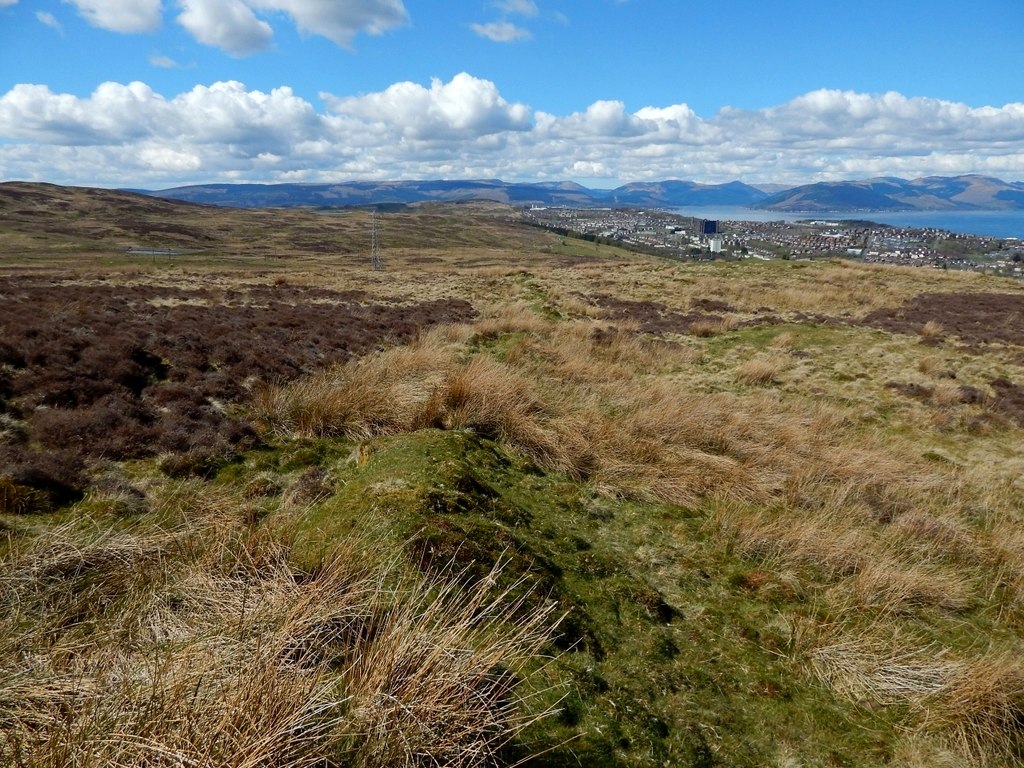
755,174,1024,212
146,179,769,209
0,181,219,249
146,175,1024,212
604,180,766,206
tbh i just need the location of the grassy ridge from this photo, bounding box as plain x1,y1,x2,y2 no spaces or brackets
248,297,1024,766
3,190,1024,766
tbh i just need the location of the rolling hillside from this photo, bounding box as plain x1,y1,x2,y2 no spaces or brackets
4,183,1024,767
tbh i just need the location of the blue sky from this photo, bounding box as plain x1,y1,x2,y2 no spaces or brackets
1,0,1022,188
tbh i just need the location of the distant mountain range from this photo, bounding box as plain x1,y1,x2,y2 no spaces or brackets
141,174,1024,212
754,175,1024,212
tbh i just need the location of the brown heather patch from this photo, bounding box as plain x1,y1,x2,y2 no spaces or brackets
990,378,1024,426
885,375,1024,429
591,294,749,336
860,291,1024,348
0,275,475,506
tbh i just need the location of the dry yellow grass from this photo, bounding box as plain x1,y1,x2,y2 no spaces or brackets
809,630,960,708
809,631,1024,764
917,354,944,376
735,355,783,386
0,483,561,768
768,331,797,350
429,356,565,469
890,510,982,563
850,556,976,615
250,342,457,439
930,379,964,407
689,315,739,337
722,506,874,578
928,654,1024,763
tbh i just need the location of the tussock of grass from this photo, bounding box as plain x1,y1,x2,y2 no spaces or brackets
891,511,981,563
931,379,965,407
850,556,976,614
917,354,945,376
768,330,797,350
724,506,874,577
735,355,783,386
255,317,957,521
810,632,960,707
689,315,739,337
429,356,565,470
811,634,1024,764
471,301,553,339
931,654,1024,763
990,520,1024,604
251,342,457,439
0,483,562,768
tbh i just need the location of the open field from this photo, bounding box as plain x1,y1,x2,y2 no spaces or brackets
2,182,1024,767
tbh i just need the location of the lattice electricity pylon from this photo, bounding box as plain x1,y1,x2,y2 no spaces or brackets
370,211,383,271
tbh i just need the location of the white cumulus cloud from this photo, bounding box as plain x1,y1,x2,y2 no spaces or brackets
2,77,1024,187
176,0,273,56
323,72,531,140
249,0,408,47
56,0,408,55
62,0,163,33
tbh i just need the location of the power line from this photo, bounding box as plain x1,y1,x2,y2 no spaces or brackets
370,211,383,271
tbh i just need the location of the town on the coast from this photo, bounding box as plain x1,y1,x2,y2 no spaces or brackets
523,206,1024,277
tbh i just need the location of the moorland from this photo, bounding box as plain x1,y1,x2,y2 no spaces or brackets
2,181,1024,767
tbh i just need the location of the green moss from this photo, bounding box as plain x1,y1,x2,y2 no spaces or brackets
271,427,907,766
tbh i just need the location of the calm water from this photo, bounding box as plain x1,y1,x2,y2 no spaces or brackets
669,207,1024,240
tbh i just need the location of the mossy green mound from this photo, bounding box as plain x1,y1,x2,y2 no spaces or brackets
252,428,903,766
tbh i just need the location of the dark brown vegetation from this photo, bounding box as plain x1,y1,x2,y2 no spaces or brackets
0,275,475,511
886,377,1024,426
591,295,763,335
861,291,1024,348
